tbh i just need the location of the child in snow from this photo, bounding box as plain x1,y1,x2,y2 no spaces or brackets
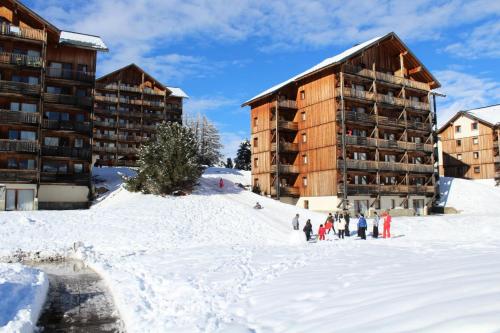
337,216,346,239
372,212,380,238
219,178,224,189
292,214,300,230
383,211,392,238
303,219,313,241
318,224,326,241
325,213,335,234
357,213,367,240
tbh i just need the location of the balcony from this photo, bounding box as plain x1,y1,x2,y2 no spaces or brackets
41,146,92,160
376,93,405,107
341,135,434,153
94,121,116,128
93,146,117,153
96,83,166,96
40,172,90,184
0,169,37,182
0,139,38,153
95,108,118,116
42,119,91,133
117,135,142,142
269,119,298,131
338,159,433,173
0,23,46,43
271,164,300,174
143,124,157,131
271,142,299,152
94,133,117,140
338,88,375,102
115,160,138,167
0,52,43,68
342,64,430,91
278,99,297,109
143,100,165,108
117,147,139,154
0,110,39,125
95,95,119,103
44,93,92,108
0,80,40,96
340,111,431,132
271,186,300,197
338,183,434,195
119,110,143,118
46,68,95,84
495,155,500,163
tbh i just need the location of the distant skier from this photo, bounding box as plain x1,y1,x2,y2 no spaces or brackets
254,202,262,209
318,224,326,241
219,178,224,189
292,214,300,230
357,213,367,240
372,212,380,238
337,216,346,239
383,211,392,238
344,212,351,237
303,219,312,241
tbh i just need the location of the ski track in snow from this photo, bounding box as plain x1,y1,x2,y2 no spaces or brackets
1,168,500,332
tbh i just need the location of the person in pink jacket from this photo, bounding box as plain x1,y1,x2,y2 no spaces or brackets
383,211,392,238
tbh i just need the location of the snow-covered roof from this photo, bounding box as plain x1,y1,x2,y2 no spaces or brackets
59,31,108,51
465,104,500,126
168,87,189,99
243,34,386,105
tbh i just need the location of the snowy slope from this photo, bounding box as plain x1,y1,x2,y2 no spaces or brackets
0,170,500,333
0,264,48,333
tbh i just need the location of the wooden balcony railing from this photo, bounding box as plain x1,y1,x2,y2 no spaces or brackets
143,124,157,130
46,68,95,83
0,80,40,95
338,183,434,195
0,169,37,182
376,93,406,107
271,141,299,152
94,121,116,127
95,108,118,116
117,147,139,154
93,146,117,153
40,172,90,184
278,99,297,109
0,23,46,42
269,119,299,131
119,110,143,117
117,135,143,142
0,110,39,125
96,83,167,96
339,159,433,173
0,52,43,67
340,111,431,132
42,119,91,133
44,93,92,108
95,95,119,103
115,160,138,167
42,146,92,159
339,88,375,102
341,135,433,153
0,139,38,153
406,99,430,111
94,133,117,140
271,164,300,174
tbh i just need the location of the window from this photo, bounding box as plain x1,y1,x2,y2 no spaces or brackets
354,200,369,215
473,152,479,159
384,155,396,162
457,154,462,160
302,133,307,143
44,137,59,146
303,154,308,164
474,166,480,174
20,131,36,141
60,113,69,121
300,90,305,100
253,137,258,148
303,176,308,187
354,175,367,185
74,138,83,148
456,139,462,147
19,159,36,170
354,152,367,160
47,86,62,94
254,158,259,167
471,122,478,130
75,114,84,122
473,137,479,145
7,159,17,169
74,163,83,174
76,89,87,97
455,125,461,133
253,117,258,127
43,161,67,173
374,199,381,210
6,189,34,211
77,64,88,73
301,111,306,121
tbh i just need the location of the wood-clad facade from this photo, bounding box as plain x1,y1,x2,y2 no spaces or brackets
245,33,441,215
0,0,106,210
93,64,186,167
438,109,500,184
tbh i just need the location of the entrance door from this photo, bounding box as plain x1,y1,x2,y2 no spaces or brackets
5,189,35,211
413,199,425,216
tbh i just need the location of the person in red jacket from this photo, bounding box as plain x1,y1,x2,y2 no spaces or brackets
383,211,392,238
318,224,326,241
219,178,224,189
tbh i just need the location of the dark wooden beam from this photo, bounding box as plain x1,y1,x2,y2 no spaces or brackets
409,66,422,75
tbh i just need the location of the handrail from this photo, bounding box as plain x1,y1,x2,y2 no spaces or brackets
0,51,43,67
0,23,45,42
0,109,39,124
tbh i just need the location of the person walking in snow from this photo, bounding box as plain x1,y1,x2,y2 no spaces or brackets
292,214,300,230
219,178,224,189
334,211,339,222
303,219,313,241
357,213,367,240
372,212,380,238
383,211,392,238
325,213,335,234
318,224,326,241
337,216,346,239
344,212,351,237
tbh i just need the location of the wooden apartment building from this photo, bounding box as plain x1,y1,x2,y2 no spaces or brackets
93,64,187,167
438,105,500,185
243,32,441,215
0,0,107,210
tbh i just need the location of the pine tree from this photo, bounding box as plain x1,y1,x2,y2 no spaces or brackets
125,122,202,194
225,157,233,169
234,139,251,170
185,114,223,166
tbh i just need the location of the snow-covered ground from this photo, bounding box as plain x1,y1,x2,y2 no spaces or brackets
1,168,500,332
0,264,48,333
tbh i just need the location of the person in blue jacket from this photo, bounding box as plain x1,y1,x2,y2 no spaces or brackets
358,213,368,240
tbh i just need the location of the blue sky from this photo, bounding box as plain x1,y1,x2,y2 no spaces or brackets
27,0,500,158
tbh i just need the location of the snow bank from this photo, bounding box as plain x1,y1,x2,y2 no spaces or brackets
438,177,500,214
0,264,48,333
